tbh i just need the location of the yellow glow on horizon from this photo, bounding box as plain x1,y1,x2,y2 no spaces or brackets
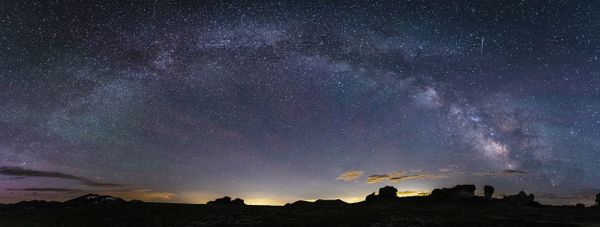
244,198,287,206
336,196,364,203
397,191,430,197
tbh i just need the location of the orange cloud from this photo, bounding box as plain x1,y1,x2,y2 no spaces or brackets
336,170,364,181
367,171,446,183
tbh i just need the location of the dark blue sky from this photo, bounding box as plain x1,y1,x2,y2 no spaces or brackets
1,1,599,205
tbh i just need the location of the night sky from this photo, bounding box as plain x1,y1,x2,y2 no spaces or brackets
1,1,600,205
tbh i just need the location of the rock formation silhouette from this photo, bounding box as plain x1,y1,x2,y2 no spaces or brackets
430,185,475,200
206,196,245,205
596,193,600,207
364,186,400,203
378,186,398,199
484,185,494,200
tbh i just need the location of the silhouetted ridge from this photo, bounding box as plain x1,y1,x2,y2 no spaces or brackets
206,196,245,205
64,194,125,206
8,200,61,209
285,199,347,207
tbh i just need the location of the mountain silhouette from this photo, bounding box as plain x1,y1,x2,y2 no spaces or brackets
64,194,126,206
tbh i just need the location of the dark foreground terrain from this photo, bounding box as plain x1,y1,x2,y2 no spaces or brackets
2,201,600,226
2,185,600,227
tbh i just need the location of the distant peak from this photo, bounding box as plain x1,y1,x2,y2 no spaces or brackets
65,193,125,206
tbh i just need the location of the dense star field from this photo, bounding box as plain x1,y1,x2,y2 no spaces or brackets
1,1,599,206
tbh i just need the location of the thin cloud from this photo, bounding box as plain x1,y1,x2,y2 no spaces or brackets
473,169,527,177
0,166,123,188
0,167,82,180
336,170,364,181
80,180,123,187
6,188,83,193
389,174,448,182
502,169,527,174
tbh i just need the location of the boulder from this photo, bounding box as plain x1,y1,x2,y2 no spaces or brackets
430,185,476,200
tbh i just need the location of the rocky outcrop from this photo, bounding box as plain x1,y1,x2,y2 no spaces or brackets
206,196,245,205
596,193,600,207
365,192,377,202
430,185,476,200
484,185,494,200
378,186,398,199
